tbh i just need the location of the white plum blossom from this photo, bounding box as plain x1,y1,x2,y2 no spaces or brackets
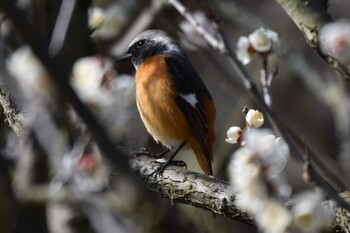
71,56,116,107
51,141,109,193
319,19,350,64
6,46,51,100
88,7,106,30
71,56,135,140
237,27,279,64
292,189,334,233
244,129,290,179
225,126,242,144
237,37,254,65
228,129,291,211
228,147,268,212
249,28,279,53
89,4,128,39
246,109,264,128
226,109,335,233
228,129,292,233
256,199,292,233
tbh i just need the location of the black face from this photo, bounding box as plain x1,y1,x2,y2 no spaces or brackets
117,30,186,68
127,38,169,68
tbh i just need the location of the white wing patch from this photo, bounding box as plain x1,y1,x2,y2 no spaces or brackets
180,93,198,108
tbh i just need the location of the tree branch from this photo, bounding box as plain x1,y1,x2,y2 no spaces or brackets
130,154,252,224
274,0,350,80
12,146,252,225
167,0,225,53
0,85,26,136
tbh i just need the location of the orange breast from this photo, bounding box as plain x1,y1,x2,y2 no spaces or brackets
135,54,192,148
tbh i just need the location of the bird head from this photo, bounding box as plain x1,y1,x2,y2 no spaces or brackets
115,30,183,69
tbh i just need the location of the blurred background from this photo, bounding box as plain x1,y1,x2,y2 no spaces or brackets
1,0,350,232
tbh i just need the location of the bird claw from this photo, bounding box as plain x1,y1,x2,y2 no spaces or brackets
149,165,166,177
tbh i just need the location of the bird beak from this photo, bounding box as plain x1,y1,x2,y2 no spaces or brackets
114,53,132,62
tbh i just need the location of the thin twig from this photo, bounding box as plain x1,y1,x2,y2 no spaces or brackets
167,0,225,53
49,0,76,56
260,57,272,107
284,125,348,190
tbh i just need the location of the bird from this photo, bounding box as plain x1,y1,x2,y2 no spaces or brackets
116,30,216,175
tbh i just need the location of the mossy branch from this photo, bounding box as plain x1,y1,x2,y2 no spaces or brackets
275,0,350,79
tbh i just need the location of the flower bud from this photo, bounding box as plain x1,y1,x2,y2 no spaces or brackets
246,109,264,128
225,126,243,144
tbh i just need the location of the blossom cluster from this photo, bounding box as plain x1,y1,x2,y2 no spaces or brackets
71,56,117,107
6,47,135,192
7,46,52,102
226,108,264,145
88,3,128,39
70,55,135,140
226,110,335,233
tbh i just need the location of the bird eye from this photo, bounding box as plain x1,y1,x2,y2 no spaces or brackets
136,40,146,48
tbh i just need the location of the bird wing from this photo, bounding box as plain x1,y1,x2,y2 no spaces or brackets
164,54,212,149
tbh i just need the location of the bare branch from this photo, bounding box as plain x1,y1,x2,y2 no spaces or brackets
12,145,252,225
260,58,274,107
130,154,252,224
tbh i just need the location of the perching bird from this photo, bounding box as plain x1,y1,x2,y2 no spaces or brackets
116,30,216,175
